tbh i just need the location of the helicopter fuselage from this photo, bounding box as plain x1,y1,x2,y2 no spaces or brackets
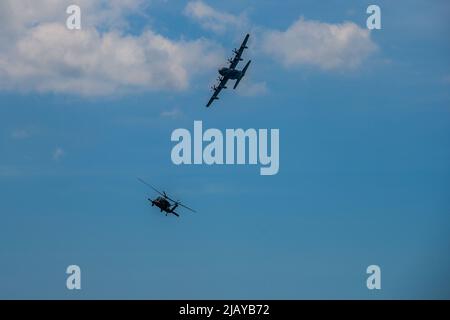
150,196,172,212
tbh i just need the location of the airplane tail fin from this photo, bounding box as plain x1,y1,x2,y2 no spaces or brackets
233,60,251,89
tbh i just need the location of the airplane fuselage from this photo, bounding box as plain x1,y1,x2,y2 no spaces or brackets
219,67,242,80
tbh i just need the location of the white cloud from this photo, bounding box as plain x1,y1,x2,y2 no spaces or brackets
0,0,144,38
160,108,182,118
11,129,31,140
0,0,224,95
52,147,65,161
184,2,377,71
184,1,247,34
0,165,21,177
261,18,377,70
236,81,268,97
0,1,380,96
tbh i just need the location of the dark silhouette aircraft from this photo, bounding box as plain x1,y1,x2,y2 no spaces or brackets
138,178,196,217
207,33,251,107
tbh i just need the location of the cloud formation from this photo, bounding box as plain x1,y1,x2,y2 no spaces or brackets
184,2,377,71
0,1,379,96
160,108,183,118
184,1,247,34
261,18,377,70
11,129,32,140
52,147,65,161
0,166,21,177
0,0,224,95
236,81,268,97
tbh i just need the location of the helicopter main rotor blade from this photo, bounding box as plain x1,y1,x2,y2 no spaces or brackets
137,178,166,198
175,201,197,213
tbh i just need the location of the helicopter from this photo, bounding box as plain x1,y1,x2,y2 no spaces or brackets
138,178,196,217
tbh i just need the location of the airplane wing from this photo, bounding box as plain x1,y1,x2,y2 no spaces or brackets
228,33,249,70
206,76,229,107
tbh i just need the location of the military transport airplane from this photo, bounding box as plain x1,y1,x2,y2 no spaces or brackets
206,33,251,107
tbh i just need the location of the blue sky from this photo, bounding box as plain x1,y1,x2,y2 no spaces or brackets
0,0,449,299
